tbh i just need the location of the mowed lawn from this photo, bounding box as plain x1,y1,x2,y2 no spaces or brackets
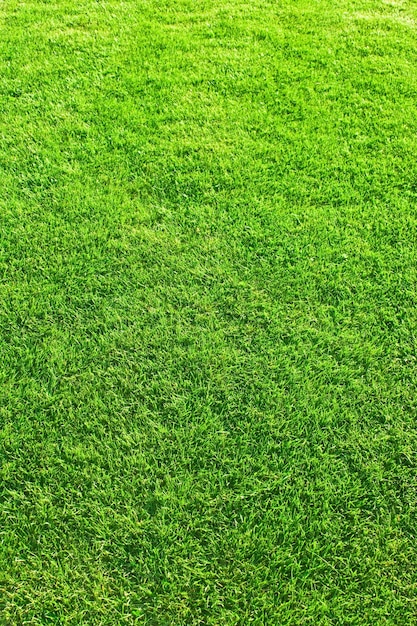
1,0,417,623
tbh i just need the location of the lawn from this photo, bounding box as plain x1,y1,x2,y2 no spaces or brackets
1,0,417,623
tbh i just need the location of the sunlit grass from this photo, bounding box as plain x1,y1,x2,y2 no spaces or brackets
1,0,417,623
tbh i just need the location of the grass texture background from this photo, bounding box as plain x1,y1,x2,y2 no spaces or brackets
1,0,417,623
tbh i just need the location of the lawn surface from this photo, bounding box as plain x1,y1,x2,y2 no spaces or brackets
1,0,417,623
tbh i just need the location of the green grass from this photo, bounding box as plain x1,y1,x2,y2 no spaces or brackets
1,0,417,623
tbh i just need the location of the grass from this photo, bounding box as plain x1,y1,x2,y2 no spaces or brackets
1,0,417,623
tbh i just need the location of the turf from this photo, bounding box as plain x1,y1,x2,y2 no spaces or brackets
1,0,417,623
